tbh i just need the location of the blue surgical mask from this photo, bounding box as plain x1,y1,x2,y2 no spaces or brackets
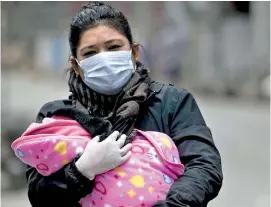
76,50,134,95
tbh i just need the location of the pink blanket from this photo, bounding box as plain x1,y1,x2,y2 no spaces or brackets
11,116,184,207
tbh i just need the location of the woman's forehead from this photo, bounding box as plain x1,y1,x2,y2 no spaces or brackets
79,25,128,48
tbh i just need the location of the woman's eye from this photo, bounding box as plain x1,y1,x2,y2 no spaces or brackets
84,51,96,57
108,45,121,51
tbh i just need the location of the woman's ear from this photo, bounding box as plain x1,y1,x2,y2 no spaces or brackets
69,56,80,76
132,43,140,62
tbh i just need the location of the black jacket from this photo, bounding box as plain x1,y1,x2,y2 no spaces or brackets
26,82,223,207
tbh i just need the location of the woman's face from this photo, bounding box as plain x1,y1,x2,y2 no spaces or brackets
71,25,140,78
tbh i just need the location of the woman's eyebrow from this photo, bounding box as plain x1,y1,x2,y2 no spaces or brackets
104,39,123,44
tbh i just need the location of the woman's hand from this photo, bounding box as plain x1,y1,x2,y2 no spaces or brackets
75,131,132,180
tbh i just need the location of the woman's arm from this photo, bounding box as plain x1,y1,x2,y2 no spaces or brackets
154,89,223,207
27,100,130,207
26,158,95,207
27,100,94,207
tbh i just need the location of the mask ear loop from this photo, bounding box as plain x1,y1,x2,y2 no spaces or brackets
75,58,80,65
74,58,80,78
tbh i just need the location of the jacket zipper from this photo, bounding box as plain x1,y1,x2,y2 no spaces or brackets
147,90,157,101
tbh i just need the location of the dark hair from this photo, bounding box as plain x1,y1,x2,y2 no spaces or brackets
69,2,133,58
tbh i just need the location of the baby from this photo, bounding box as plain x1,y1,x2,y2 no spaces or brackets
12,116,184,207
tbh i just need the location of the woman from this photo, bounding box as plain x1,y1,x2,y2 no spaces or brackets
26,2,223,207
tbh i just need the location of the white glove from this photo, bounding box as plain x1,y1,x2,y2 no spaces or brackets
75,131,132,180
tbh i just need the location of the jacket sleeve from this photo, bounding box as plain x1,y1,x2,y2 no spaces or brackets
154,89,223,207
26,160,94,207
26,101,95,207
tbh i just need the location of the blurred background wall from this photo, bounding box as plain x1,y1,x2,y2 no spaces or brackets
2,1,270,96
1,2,270,207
